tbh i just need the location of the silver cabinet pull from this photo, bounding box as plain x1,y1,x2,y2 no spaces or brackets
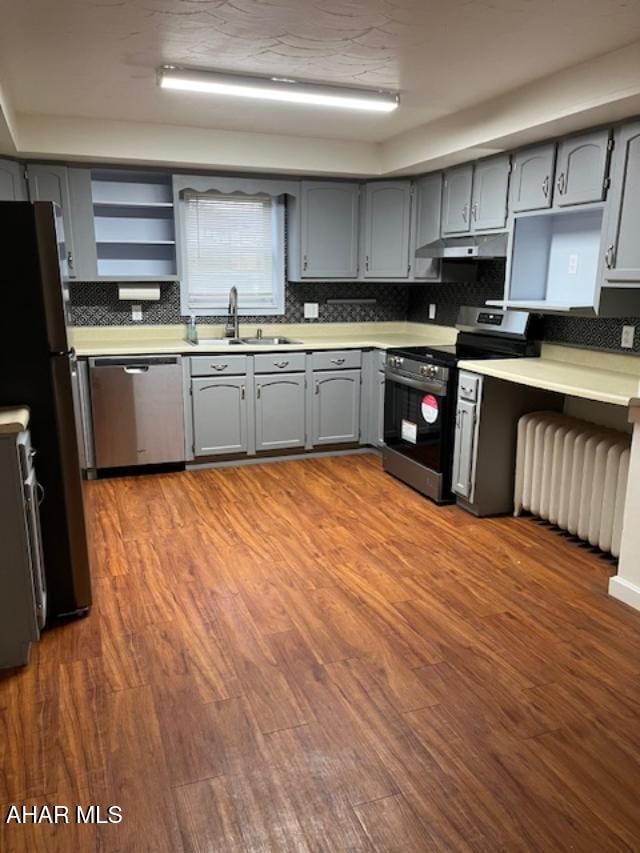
542,175,550,197
365,255,370,271
331,357,346,365
256,385,261,399
461,384,473,394
604,244,615,269
67,250,74,270
274,361,289,369
471,203,478,221
556,172,566,194
314,382,320,395
241,385,245,400
303,254,308,271
462,204,468,223
212,363,228,371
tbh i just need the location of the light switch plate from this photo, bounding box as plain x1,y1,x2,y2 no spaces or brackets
621,325,635,349
131,304,143,322
304,302,319,319
428,303,436,320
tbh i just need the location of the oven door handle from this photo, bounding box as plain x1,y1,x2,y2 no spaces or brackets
384,369,447,396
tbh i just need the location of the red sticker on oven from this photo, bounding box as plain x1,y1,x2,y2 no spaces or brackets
421,394,439,424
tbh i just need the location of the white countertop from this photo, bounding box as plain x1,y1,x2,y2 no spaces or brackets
0,407,30,434
459,343,640,407
70,321,458,357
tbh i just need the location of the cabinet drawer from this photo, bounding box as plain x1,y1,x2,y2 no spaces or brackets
254,352,306,374
190,355,248,376
311,350,361,371
458,371,481,402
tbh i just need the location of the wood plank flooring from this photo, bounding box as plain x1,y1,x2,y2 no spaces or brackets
1,453,640,852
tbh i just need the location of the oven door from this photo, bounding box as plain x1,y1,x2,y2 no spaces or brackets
383,369,455,500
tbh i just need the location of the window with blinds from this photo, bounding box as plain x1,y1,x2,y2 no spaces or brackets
180,191,285,315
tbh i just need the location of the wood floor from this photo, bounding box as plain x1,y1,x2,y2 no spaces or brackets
1,453,640,852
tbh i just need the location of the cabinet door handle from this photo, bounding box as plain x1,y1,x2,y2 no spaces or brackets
212,364,228,371
303,255,308,271
365,255,370,271
605,244,615,269
471,203,478,221
461,384,474,394
67,250,74,270
462,204,468,223
556,172,566,194
241,385,245,400
331,357,346,365
256,385,261,399
314,382,319,395
542,175,550,197
274,361,289,369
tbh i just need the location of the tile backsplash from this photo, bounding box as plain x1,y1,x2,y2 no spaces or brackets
68,280,409,326
69,260,640,354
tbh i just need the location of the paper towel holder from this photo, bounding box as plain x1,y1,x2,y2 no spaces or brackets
118,284,161,302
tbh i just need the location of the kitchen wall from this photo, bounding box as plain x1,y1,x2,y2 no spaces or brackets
69,260,640,354
407,260,640,354
67,280,409,326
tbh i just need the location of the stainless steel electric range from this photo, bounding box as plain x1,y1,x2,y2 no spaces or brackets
382,306,540,503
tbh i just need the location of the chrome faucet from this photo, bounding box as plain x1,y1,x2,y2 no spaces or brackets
225,286,239,339
187,315,199,345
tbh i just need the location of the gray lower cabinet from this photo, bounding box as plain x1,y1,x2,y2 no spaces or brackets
510,143,556,212
471,155,510,231
441,165,473,235
26,163,77,277
451,396,477,500
297,181,359,278
554,129,611,207
362,181,411,278
192,376,248,456
600,120,640,286
255,373,306,451
312,369,361,445
0,158,27,201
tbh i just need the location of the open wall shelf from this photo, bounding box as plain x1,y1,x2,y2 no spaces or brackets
91,171,178,279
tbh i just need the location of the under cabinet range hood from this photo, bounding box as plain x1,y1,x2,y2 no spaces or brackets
416,232,508,260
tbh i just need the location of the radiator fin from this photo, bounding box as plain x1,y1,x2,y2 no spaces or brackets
514,413,630,558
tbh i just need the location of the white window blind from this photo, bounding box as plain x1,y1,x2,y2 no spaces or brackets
181,191,284,314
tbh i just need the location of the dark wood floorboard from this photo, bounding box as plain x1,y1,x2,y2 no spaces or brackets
1,453,640,852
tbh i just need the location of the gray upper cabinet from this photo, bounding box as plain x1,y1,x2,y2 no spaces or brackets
255,373,306,451
471,155,511,231
27,164,77,277
441,165,473,235
312,369,361,445
600,120,640,286
554,129,611,207
66,168,98,281
412,173,442,280
510,144,556,213
298,181,359,278
192,376,248,456
362,181,411,278
0,159,27,201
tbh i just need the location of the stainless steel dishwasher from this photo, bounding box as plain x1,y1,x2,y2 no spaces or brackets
89,356,185,469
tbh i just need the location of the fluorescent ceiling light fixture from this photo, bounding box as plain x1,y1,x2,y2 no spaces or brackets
158,66,399,113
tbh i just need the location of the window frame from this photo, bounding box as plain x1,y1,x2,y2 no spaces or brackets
178,189,285,317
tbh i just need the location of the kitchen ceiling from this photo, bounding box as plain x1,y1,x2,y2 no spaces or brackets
2,0,640,141
0,0,639,173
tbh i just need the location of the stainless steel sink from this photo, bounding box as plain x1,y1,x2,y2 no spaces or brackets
241,336,302,345
186,338,245,346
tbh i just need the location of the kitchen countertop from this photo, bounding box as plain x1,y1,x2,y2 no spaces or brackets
0,407,30,434
70,322,458,357
459,343,640,407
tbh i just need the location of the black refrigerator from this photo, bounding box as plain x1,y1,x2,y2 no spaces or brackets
0,201,92,620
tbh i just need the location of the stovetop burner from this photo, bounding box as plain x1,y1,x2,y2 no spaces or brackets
390,344,459,365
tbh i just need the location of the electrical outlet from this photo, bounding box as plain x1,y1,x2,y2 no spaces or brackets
428,303,436,320
304,302,319,320
131,304,143,322
621,325,635,349
568,254,578,275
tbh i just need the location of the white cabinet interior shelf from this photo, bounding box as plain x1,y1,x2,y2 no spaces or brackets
489,204,604,314
91,171,178,279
